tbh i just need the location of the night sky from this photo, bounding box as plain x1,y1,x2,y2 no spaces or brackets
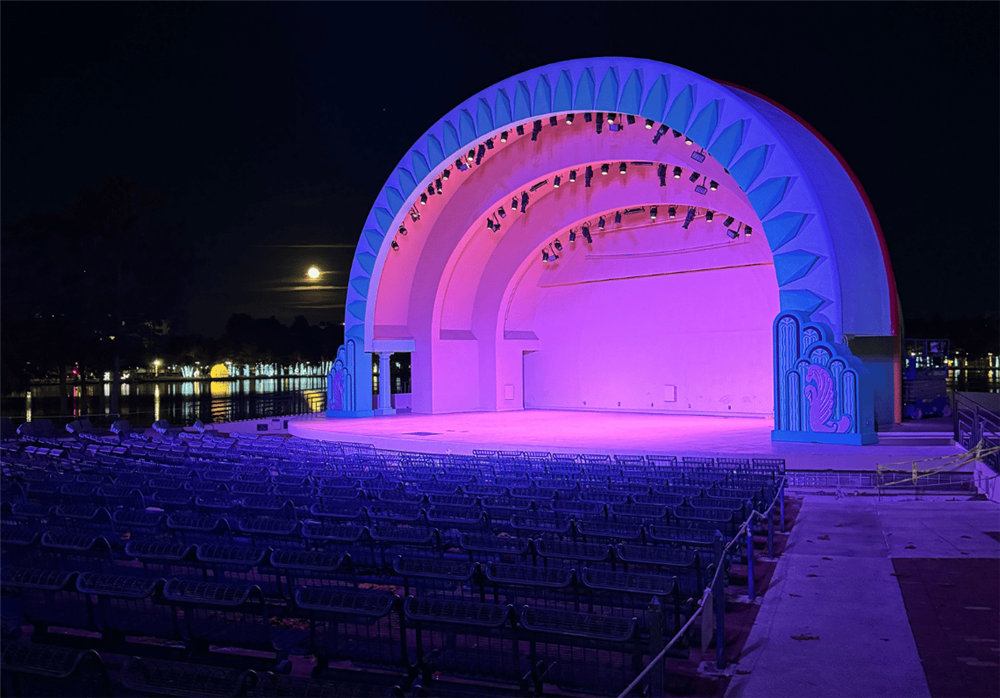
3,2,997,338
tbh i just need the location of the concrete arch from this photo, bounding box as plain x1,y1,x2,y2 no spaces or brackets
331,58,899,441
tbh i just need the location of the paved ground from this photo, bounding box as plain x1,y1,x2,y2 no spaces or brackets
724,495,1000,698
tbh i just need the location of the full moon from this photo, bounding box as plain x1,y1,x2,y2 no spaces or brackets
306,266,321,279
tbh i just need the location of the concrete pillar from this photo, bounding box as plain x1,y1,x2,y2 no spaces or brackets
375,351,395,415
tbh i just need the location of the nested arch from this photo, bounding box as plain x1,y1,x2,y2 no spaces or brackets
335,57,898,427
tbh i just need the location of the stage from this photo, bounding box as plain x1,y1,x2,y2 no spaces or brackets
288,410,963,472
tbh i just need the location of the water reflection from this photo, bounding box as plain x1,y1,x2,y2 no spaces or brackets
4,376,327,426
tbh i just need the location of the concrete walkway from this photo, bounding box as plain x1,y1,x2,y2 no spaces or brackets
724,495,1000,698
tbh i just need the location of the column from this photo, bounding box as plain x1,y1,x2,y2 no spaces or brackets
376,351,395,415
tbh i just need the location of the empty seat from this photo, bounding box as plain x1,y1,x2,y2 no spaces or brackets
1,643,112,697
519,606,642,696
119,656,252,697
404,596,525,689
294,587,408,673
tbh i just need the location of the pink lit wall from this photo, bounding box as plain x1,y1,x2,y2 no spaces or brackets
517,263,778,416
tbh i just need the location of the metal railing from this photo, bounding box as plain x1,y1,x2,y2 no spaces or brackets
954,392,1000,473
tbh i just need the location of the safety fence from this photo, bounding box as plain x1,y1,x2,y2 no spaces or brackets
876,440,1000,497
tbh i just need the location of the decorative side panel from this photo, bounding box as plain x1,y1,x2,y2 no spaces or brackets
772,311,877,444
327,339,373,418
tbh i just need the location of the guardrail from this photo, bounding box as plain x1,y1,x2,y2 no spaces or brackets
954,392,1000,473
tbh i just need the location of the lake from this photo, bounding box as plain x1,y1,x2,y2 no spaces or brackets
1,377,327,428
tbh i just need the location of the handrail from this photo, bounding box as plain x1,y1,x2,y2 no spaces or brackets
954,392,1000,474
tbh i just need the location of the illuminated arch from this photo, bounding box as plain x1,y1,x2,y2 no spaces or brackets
331,58,899,442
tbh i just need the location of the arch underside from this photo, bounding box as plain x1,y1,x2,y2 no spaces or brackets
339,58,899,430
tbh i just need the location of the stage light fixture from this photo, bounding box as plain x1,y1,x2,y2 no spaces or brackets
398,225,407,236
542,249,550,263
694,178,708,195
409,207,421,222
467,149,475,163
652,124,667,144
614,210,622,224
672,129,683,139
598,216,606,230
521,191,529,212
650,206,658,220
549,116,558,127
427,184,435,197
435,178,443,194
566,113,575,124
657,164,667,186
493,216,501,232
744,225,753,237
456,158,468,172
486,138,494,150
487,218,495,231
553,175,561,188
584,112,593,122
516,124,525,136
569,169,577,183
531,119,542,142
391,240,399,251
553,238,563,252
512,197,518,211
706,210,714,223
596,112,604,134
682,207,696,229
442,169,451,181
608,113,616,123
498,207,506,219
691,149,706,163
627,114,636,125
585,165,593,187
582,224,592,243
619,162,627,175
420,192,428,205
569,229,576,242
601,163,609,175
673,166,682,179
710,180,719,191
684,135,693,145
668,206,676,219
724,215,735,227
501,131,508,143
476,144,486,164
689,171,700,183
727,229,739,239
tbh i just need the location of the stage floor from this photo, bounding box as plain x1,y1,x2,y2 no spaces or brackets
288,410,964,472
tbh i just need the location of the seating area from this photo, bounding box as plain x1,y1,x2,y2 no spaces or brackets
0,426,785,697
